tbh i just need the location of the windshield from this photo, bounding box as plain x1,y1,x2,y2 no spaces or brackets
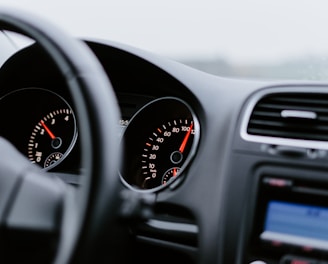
1,0,328,81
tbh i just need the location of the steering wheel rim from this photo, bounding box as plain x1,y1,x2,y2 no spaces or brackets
0,7,123,263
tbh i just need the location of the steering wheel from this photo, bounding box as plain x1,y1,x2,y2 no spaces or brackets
0,8,124,263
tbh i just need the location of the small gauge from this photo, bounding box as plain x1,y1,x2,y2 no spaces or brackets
162,167,181,185
44,152,63,168
28,108,77,169
121,97,200,192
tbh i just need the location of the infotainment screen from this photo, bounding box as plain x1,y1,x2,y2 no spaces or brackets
260,200,328,250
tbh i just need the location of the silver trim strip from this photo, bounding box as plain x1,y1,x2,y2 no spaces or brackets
281,110,317,120
146,219,198,234
261,231,328,251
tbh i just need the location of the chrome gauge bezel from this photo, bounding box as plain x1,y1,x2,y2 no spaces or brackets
0,87,78,171
119,96,200,193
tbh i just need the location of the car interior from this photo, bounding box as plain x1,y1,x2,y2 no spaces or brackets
1,6,328,264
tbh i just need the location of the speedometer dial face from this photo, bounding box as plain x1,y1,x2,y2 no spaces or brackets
140,119,195,189
121,97,200,192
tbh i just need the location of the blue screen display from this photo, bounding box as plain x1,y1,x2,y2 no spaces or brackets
261,200,328,249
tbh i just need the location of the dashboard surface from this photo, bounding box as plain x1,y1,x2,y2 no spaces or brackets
1,36,328,264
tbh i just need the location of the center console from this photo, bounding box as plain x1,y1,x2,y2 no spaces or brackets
229,87,328,264
249,172,328,263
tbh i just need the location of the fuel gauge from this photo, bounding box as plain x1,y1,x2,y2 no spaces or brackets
162,167,181,185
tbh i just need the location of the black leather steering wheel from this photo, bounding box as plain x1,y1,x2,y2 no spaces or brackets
0,8,123,263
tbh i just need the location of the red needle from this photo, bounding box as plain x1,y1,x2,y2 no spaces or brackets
41,120,56,140
173,168,177,176
179,122,193,153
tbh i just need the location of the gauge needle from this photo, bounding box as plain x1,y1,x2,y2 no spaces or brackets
179,122,193,153
173,168,177,176
41,120,56,140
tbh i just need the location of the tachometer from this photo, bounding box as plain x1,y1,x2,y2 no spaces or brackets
28,108,77,169
121,97,200,192
0,88,77,170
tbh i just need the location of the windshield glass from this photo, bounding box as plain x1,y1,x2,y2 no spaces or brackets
2,0,328,81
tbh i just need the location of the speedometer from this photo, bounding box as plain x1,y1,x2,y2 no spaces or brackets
121,97,200,192
140,118,195,189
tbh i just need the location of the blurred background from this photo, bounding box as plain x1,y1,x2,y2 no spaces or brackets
1,0,328,81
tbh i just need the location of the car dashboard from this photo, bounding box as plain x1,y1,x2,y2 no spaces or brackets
1,35,328,264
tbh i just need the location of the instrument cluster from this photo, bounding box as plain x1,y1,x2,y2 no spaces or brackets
0,88,200,191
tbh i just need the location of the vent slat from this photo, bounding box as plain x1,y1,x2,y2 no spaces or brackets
269,96,328,105
248,128,328,141
257,103,328,114
247,93,328,141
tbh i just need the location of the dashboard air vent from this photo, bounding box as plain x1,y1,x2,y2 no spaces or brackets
247,93,328,141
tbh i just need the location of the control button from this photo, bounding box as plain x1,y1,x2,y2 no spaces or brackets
280,255,318,264
295,245,320,258
262,177,293,188
288,260,317,264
